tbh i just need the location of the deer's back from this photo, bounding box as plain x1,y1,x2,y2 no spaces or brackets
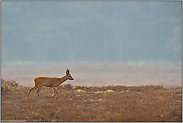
34,77,60,87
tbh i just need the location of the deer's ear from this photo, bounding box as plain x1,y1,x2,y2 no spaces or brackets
66,68,70,75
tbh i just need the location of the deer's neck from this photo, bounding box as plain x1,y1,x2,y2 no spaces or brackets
58,75,68,83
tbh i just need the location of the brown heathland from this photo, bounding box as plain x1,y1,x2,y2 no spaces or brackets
1,79,182,122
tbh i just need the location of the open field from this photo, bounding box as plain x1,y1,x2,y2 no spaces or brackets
1,66,182,121
1,79,182,122
1,65,181,88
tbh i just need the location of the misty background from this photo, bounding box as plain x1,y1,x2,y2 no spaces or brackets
1,1,182,67
1,1,182,88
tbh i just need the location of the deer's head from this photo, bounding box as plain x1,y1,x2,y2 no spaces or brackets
66,68,74,80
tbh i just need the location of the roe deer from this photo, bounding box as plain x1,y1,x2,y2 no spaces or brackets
26,68,74,98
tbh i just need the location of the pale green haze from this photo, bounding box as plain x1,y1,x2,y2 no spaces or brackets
1,1,182,66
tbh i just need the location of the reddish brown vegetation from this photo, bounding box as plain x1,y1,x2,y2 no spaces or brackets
1,78,21,95
1,79,182,122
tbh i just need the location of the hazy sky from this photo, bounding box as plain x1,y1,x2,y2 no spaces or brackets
1,1,182,64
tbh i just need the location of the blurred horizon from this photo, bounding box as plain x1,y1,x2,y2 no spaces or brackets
1,60,182,69
1,1,182,67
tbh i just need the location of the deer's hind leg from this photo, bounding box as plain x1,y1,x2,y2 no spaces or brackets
36,85,43,97
26,85,38,98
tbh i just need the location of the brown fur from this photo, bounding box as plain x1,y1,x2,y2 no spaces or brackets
26,68,74,98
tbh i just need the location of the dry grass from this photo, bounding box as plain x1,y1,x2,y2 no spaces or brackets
1,79,182,122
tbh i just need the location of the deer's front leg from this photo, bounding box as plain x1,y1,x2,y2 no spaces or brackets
50,87,58,98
